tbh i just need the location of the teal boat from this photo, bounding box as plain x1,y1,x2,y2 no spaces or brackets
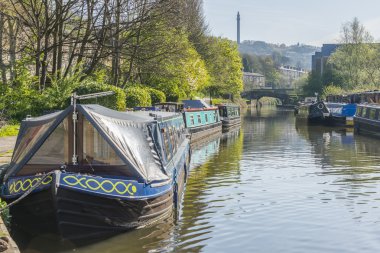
156,100,222,142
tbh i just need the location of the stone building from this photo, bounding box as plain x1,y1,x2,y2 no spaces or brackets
243,72,266,91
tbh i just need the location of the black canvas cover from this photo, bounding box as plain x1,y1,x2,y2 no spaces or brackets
5,107,72,180
5,104,177,183
79,105,168,182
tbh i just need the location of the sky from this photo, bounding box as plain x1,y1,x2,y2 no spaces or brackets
203,0,380,47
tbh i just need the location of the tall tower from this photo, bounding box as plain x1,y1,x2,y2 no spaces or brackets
237,12,241,44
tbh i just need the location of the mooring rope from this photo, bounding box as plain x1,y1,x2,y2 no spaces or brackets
0,171,56,213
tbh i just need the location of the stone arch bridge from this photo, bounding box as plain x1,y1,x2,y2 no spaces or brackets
241,88,300,104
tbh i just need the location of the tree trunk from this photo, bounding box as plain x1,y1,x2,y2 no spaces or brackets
0,13,7,85
7,18,17,82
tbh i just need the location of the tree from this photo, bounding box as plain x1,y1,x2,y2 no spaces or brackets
203,37,243,96
328,17,380,89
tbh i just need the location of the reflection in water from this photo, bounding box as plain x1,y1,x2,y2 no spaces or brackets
18,106,380,253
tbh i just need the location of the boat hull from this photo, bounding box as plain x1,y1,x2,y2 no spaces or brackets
354,117,380,138
221,117,241,132
6,162,189,245
188,121,222,143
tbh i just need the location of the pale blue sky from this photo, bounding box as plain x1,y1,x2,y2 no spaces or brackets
203,0,380,46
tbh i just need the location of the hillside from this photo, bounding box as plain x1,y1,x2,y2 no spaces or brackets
239,41,320,70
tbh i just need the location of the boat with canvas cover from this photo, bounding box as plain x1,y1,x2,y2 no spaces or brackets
0,93,190,244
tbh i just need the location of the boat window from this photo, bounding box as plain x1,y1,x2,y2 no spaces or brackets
219,108,224,117
83,118,125,165
169,127,177,153
377,110,380,120
12,120,56,165
369,108,376,120
205,114,208,123
159,128,171,161
27,119,69,165
197,114,202,124
356,107,362,117
190,115,195,126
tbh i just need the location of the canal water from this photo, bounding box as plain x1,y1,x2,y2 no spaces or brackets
20,107,380,253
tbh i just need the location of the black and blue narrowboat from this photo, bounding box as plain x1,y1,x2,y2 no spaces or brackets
354,104,380,137
217,104,241,131
0,97,190,243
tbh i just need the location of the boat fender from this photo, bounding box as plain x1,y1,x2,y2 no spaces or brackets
173,182,179,209
317,103,324,110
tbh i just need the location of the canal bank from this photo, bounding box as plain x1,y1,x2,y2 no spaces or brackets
0,136,19,253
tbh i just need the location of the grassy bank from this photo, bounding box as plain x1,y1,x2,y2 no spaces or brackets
0,124,20,137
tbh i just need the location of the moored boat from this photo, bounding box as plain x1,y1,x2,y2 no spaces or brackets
155,100,222,142
0,95,190,244
182,100,222,142
354,104,380,138
295,101,330,124
325,103,356,127
217,104,241,132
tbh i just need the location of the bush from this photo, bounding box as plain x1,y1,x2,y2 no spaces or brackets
146,88,166,104
75,82,126,111
0,124,20,137
125,87,152,108
0,86,45,120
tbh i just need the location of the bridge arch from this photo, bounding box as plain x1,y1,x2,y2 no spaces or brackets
241,88,298,105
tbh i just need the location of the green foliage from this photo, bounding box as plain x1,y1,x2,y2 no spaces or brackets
43,68,85,110
76,81,126,111
0,198,10,226
139,29,210,99
203,37,243,96
146,88,166,104
242,53,281,88
0,124,19,137
322,85,345,98
125,87,152,108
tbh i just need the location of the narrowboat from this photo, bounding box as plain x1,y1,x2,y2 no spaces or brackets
354,104,380,137
0,95,190,243
276,104,296,110
295,101,330,124
325,103,357,127
155,100,222,142
182,100,222,142
217,104,241,132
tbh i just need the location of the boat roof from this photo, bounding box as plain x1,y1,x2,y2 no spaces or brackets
155,102,182,105
182,100,210,109
217,103,240,108
357,103,380,109
5,104,179,182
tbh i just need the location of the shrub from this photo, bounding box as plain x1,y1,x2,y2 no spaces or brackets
125,87,152,108
0,124,20,137
75,81,126,111
0,86,45,120
146,88,166,104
